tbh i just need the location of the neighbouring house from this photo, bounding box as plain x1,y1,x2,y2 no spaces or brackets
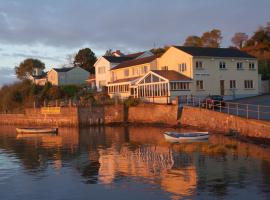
107,46,259,103
86,74,96,90
94,51,154,91
28,67,48,86
47,66,89,86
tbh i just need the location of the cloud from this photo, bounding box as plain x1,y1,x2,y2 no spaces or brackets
1,52,63,62
0,67,17,86
0,0,269,52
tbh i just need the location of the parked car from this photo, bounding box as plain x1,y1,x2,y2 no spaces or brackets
201,95,225,109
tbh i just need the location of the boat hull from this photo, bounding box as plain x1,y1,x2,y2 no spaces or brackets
164,132,209,143
16,128,58,134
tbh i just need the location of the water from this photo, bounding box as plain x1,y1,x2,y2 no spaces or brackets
0,126,270,200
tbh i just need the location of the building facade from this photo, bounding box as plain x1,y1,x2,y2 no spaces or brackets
47,66,89,86
106,46,259,103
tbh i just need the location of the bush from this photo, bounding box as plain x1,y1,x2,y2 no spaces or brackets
61,85,79,98
124,96,141,107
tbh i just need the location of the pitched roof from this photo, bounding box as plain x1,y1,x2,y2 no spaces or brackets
174,46,256,58
108,76,141,84
124,52,145,58
112,55,156,70
32,72,47,79
53,66,75,72
103,56,133,63
152,70,192,81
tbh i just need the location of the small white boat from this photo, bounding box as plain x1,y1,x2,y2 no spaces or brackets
16,128,58,134
164,132,209,143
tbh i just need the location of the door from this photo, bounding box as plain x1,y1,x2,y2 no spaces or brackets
220,80,225,96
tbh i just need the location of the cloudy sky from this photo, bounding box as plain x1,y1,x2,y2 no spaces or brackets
0,0,269,85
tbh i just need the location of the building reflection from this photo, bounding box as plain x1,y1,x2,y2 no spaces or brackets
0,125,270,199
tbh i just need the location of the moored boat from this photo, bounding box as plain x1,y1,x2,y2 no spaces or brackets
164,131,209,143
16,127,58,134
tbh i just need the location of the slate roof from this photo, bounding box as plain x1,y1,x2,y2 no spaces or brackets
103,56,134,63
174,46,256,58
112,55,156,70
151,70,192,81
108,76,141,84
53,66,76,72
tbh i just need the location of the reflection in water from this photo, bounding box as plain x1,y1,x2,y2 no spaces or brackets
0,126,269,199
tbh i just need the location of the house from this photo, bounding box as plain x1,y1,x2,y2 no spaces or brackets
28,67,48,86
157,46,259,100
47,66,89,86
107,46,259,103
94,51,154,91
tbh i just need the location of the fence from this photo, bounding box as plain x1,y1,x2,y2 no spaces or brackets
179,96,270,121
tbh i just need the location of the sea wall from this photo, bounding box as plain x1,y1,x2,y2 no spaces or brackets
0,107,78,127
180,106,270,139
0,104,178,127
128,104,179,125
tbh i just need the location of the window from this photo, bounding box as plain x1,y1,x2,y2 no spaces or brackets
249,62,255,70
170,82,190,91
219,62,226,69
143,66,148,73
124,69,129,77
244,80,254,89
237,62,243,70
196,80,204,90
111,71,116,81
179,63,187,72
99,80,106,87
230,80,236,89
98,66,106,74
161,66,168,70
196,61,203,69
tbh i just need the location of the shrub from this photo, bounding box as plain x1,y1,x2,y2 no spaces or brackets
124,96,141,107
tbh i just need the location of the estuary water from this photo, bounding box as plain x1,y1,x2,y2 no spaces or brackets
0,126,270,200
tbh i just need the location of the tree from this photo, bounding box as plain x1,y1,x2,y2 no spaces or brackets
231,32,248,49
104,49,113,56
74,48,97,74
201,29,222,48
15,58,45,80
183,29,222,48
183,36,202,47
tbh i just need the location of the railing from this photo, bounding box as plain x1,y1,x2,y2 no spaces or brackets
179,96,270,121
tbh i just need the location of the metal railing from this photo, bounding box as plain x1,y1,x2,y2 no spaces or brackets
179,96,270,121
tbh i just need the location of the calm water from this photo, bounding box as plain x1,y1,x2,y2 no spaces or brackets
0,126,270,200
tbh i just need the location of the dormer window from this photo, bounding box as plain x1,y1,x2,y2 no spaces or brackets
196,61,203,70
219,62,226,69
237,62,243,70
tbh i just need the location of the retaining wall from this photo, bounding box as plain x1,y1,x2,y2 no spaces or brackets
129,104,179,125
0,104,178,127
180,106,270,139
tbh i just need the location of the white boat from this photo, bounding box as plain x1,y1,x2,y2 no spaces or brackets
16,128,58,134
164,132,209,143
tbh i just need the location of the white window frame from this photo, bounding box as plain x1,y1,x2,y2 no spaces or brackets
237,62,243,70
196,61,203,70
244,80,254,89
219,61,226,70
230,80,236,89
196,80,204,90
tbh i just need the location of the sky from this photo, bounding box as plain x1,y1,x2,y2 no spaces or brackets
0,0,269,85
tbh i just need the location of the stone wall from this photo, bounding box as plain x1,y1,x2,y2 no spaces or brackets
180,106,270,139
0,104,178,127
129,104,179,125
0,107,78,127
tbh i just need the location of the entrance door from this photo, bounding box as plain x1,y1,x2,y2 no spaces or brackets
220,80,225,96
